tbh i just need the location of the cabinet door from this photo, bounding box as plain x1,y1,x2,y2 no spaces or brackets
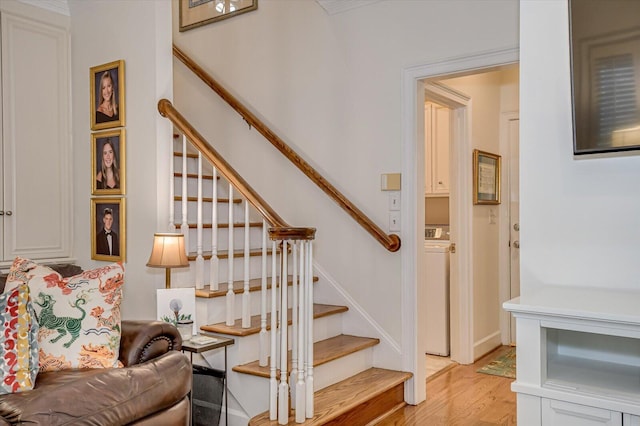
542,399,621,426
624,414,640,426
424,103,434,195
432,106,450,195
1,7,71,261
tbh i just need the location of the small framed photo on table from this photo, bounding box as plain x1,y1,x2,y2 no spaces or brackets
473,149,501,205
90,60,125,131
91,198,126,262
92,129,125,195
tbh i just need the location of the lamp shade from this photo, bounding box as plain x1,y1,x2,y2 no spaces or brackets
146,233,189,268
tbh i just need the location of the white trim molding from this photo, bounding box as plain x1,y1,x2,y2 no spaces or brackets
17,0,69,16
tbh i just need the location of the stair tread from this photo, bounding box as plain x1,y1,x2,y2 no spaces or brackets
233,334,380,378
195,275,319,299
249,367,412,425
200,303,348,337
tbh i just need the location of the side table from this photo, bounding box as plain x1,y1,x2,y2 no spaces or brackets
182,335,234,426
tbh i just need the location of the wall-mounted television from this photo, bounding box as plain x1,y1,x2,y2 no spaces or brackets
569,0,640,155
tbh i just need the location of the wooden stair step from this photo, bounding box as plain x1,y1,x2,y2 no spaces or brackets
233,334,380,378
173,171,217,180
249,368,412,425
195,275,319,299
200,303,348,337
184,222,263,229
186,248,269,261
174,196,242,203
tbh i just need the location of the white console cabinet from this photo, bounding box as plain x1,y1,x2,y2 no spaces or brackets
504,286,640,426
0,1,72,265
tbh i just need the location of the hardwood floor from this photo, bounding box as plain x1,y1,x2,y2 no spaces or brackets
380,346,516,425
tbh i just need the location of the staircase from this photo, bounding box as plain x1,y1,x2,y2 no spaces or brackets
166,127,411,425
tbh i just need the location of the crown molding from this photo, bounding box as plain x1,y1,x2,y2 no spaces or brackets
18,0,69,16
316,0,382,15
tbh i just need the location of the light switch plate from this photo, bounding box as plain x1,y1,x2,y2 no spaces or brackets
389,211,401,232
389,192,400,211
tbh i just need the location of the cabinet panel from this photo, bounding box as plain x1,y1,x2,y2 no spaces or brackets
624,413,640,426
1,6,71,261
542,399,621,426
424,102,450,196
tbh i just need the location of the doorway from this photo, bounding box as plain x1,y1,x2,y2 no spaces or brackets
401,47,519,405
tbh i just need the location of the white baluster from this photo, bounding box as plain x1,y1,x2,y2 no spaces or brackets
295,241,306,423
225,183,235,326
306,241,314,418
269,241,278,421
278,240,289,425
195,152,204,289
169,132,175,232
210,167,219,291
242,201,251,328
259,221,268,366
180,135,189,254
290,242,298,389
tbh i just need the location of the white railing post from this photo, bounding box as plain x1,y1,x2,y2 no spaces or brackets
210,167,219,291
242,200,251,328
225,183,235,326
295,241,306,423
269,240,278,421
180,135,189,253
306,241,314,418
259,221,268,366
169,133,175,232
278,240,289,425
195,152,204,289
291,242,298,389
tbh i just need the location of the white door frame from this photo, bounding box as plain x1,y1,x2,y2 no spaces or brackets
400,47,519,405
499,112,520,345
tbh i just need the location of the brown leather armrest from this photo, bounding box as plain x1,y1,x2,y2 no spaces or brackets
119,320,182,367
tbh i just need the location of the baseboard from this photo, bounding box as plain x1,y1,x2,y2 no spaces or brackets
474,330,502,361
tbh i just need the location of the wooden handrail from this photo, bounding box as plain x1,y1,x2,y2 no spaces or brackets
172,44,400,252
158,99,314,242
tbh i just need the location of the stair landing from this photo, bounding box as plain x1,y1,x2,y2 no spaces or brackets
249,368,412,425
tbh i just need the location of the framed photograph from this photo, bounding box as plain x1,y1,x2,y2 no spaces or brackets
179,0,258,32
90,60,125,131
157,288,197,334
91,198,126,262
91,129,125,195
473,149,501,205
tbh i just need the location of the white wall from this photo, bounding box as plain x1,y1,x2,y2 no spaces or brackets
69,0,173,320
173,0,519,351
520,0,640,294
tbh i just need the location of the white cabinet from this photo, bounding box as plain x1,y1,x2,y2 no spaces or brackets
424,102,450,196
504,286,640,426
0,1,72,265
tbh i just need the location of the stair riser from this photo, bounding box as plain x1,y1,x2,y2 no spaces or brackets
196,311,343,366
173,256,277,285
224,347,376,419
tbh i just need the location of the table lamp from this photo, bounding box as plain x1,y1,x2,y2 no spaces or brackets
147,233,189,288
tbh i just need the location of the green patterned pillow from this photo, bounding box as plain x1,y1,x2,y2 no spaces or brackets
0,283,39,394
6,258,125,372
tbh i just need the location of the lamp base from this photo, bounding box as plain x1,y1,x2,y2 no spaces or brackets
165,268,171,289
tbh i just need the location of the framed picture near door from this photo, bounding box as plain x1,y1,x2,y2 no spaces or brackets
90,60,125,131
473,149,501,205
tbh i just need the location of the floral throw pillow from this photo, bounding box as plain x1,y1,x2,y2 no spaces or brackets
0,283,39,394
6,257,125,372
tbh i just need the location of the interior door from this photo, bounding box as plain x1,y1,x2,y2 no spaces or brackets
508,118,520,343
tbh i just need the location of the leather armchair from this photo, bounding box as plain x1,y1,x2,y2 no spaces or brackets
0,320,192,425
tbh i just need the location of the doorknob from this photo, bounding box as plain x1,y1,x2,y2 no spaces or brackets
513,240,520,249
513,223,520,231
5,211,12,216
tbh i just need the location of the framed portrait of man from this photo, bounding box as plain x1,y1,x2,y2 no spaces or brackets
92,129,126,195
91,198,126,262
90,60,125,131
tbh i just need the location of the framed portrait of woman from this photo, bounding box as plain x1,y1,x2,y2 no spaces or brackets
91,198,126,262
90,60,125,131
92,129,126,195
